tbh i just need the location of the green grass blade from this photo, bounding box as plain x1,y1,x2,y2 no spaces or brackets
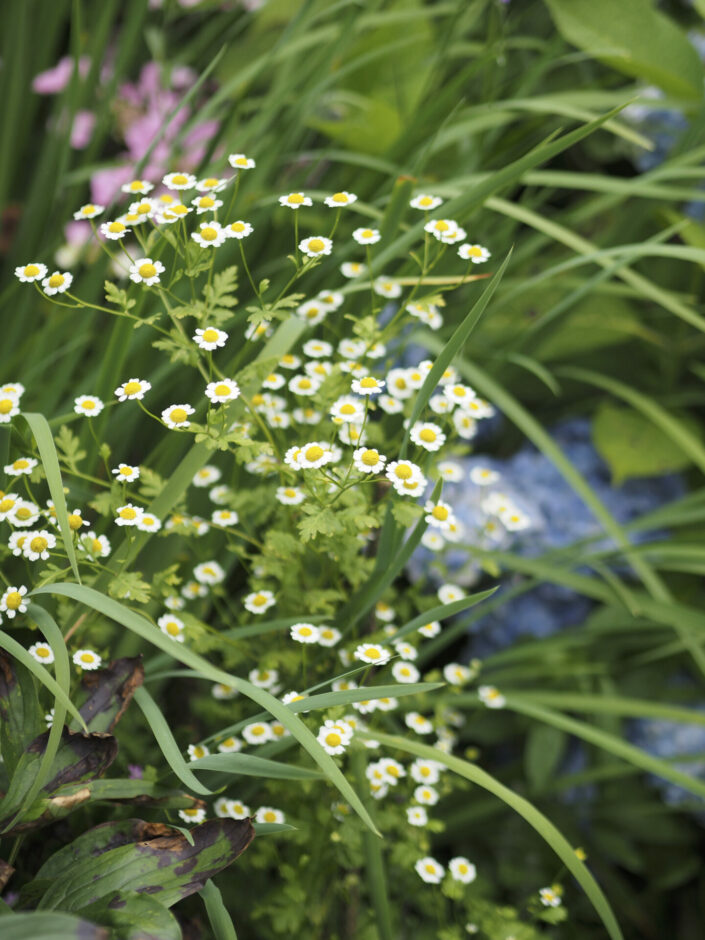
20,413,81,582
390,589,498,642
132,686,214,796
360,730,624,940
200,879,238,940
191,753,321,781
0,630,83,728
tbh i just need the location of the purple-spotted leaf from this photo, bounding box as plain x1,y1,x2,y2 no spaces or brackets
35,818,254,912
78,890,181,940
74,656,144,733
0,912,107,940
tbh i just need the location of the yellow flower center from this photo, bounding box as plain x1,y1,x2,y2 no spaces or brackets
298,378,312,389
199,196,215,208
234,157,250,167
135,202,151,214
331,192,348,203
304,445,324,462
92,539,103,553
394,465,412,480
123,381,142,395
305,308,320,319
419,428,436,443
214,383,230,396
0,400,14,415
203,177,219,187
83,204,96,214
360,377,377,388
138,263,157,279
222,737,236,747
81,400,96,410
68,513,83,530
467,245,483,257
165,621,181,636
364,647,381,660
251,725,265,736
230,222,245,232
298,626,312,637
169,408,188,424
48,274,64,288
361,450,379,466
183,808,200,817
200,226,218,241
172,174,189,185
340,404,355,415
202,328,220,342
263,811,277,823
325,732,342,747
432,506,449,521
284,489,297,498
30,536,48,553
287,193,304,204
192,745,206,758
119,507,137,520
361,229,373,238
172,204,188,215
253,594,268,606
24,264,39,276
36,646,51,658
6,591,22,609
129,180,146,191
13,459,29,470
15,507,32,520
425,864,436,874
159,194,174,204
0,497,14,512
419,196,433,207
402,480,420,491
307,238,325,252
434,220,450,232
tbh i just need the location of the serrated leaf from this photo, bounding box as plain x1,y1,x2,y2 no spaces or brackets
55,425,87,472
108,571,152,604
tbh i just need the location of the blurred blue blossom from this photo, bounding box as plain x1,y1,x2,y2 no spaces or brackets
630,713,705,809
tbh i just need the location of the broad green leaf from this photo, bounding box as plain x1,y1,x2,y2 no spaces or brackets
524,725,566,793
73,656,145,733
0,912,106,940
361,730,623,940
191,752,322,781
79,891,181,940
33,584,379,835
592,401,699,483
544,0,704,99
0,651,44,773
37,818,254,912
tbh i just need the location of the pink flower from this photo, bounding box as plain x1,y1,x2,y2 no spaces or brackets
33,56,90,95
71,110,95,149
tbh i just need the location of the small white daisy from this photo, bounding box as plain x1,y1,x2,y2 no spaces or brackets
115,378,151,402
74,394,104,416
299,236,333,258
191,221,227,248
72,649,102,671
410,194,443,211
15,262,47,283
163,171,197,190
42,271,73,295
162,404,195,429
415,857,445,884
228,153,256,169
352,227,380,245
128,258,164,286
244,590,275,615
324,191,357,208
29,641,55,665
279,192,312,209
290,622,320,644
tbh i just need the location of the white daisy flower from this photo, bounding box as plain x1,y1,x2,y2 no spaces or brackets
354,643,391,666
378,394,403,415
112,463,140,483
0,585,28,618
191,221,227,248
392,661,420,683
405,712,434,735
458,243,490,263
255,807,285,824
438,584,465,604
178,808,206,825
352,227,380,245
437,461,464,483
410,194,443,210
211,683,237,700
225,220,253,239
197,176,229,192
317,720,352,755
9,499,39,527
162,404,195,429
469,466,499,486
249,668,278,689
212,509,239,526
279,192,312,209
448,857,476,883
187,743,210,761
194,561,225,585
410,422,445,452
136,512,161,533
72,649,102,671
228,153,256,169
418,620,441,638
340,261,367,278
372,277,401,299
205,378,239,403
15,262,47,283
316,290,344,309
163,171,197,190
23,529,56,561
244,590,275,615
351,375,385,396
158,614,185,642
193,466,221,488
114,378,151,402
539,886,563,908
324,191,357,208
443,663,471,686
114,503,143,527
192,195,223,215
275,486,305,506
128,198,158,219
415,857,445,884
410,759,441,785
407,806,428,827
128,258,164,286
227,799,251,819
121,179,153,195
454,410,478,440
424,500,456,531
4,457,36,477
414,784,439,805
288,374,320,397
424,218,459,241
29,641,55,665
78,531,111,558
299,236,333,258
353,447,386,474
42,271,73,295
74,394,104,417
317,626,341,647
242,722,274,745
194,327,228,351
478,685,505,709
330,396,365,425
290,622,320,644
217,737,242,753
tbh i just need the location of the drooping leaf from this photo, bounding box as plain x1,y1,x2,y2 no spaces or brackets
0,912,107,940
74,656,144,733
0,651,44,774
79,890,181,940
